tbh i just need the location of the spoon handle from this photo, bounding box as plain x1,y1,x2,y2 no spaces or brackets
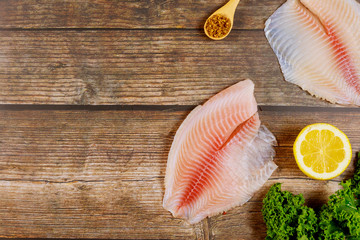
220,0,240,19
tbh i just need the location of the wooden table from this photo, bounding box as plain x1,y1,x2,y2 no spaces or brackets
1,0,359,239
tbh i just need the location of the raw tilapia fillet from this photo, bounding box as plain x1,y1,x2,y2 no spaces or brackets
265,0,360,105
163,80,277,224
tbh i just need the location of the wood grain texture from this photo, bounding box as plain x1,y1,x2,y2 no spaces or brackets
2,0,360,239
0,30,336,107
1,107,359,239
0,108,206,239
0,0,285,30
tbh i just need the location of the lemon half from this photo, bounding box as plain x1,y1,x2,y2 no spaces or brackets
293,123,352,180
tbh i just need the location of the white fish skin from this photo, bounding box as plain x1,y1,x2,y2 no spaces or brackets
265,0,360,105
163,79,277,224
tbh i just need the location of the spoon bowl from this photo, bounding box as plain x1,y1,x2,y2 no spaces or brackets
204,0,241,40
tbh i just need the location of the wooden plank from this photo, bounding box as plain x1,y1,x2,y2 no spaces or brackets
0,109,206,239
0,30,335,107
0,107,360,239
0,0,285,30
210,107,360,240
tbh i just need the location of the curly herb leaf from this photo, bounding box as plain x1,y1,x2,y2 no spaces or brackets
262,183,318,240
263,155,360,240
318,155,360,240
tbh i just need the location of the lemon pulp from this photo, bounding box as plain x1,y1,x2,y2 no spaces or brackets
293,123,351,180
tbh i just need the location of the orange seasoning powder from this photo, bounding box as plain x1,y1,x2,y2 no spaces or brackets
205,14,232,39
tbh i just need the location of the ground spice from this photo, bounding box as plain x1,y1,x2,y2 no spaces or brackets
205,14,232,39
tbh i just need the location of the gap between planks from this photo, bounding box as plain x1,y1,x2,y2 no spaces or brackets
1,104,359,112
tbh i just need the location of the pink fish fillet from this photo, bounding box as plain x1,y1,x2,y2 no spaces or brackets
265,0,360,105
163,79,277,224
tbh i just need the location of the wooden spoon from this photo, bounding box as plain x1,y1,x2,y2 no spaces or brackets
204,0,241,40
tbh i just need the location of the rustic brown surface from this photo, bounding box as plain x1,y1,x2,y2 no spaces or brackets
0,30,333,107
0,0,284,30
0,108,359,239
1,0,360,239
